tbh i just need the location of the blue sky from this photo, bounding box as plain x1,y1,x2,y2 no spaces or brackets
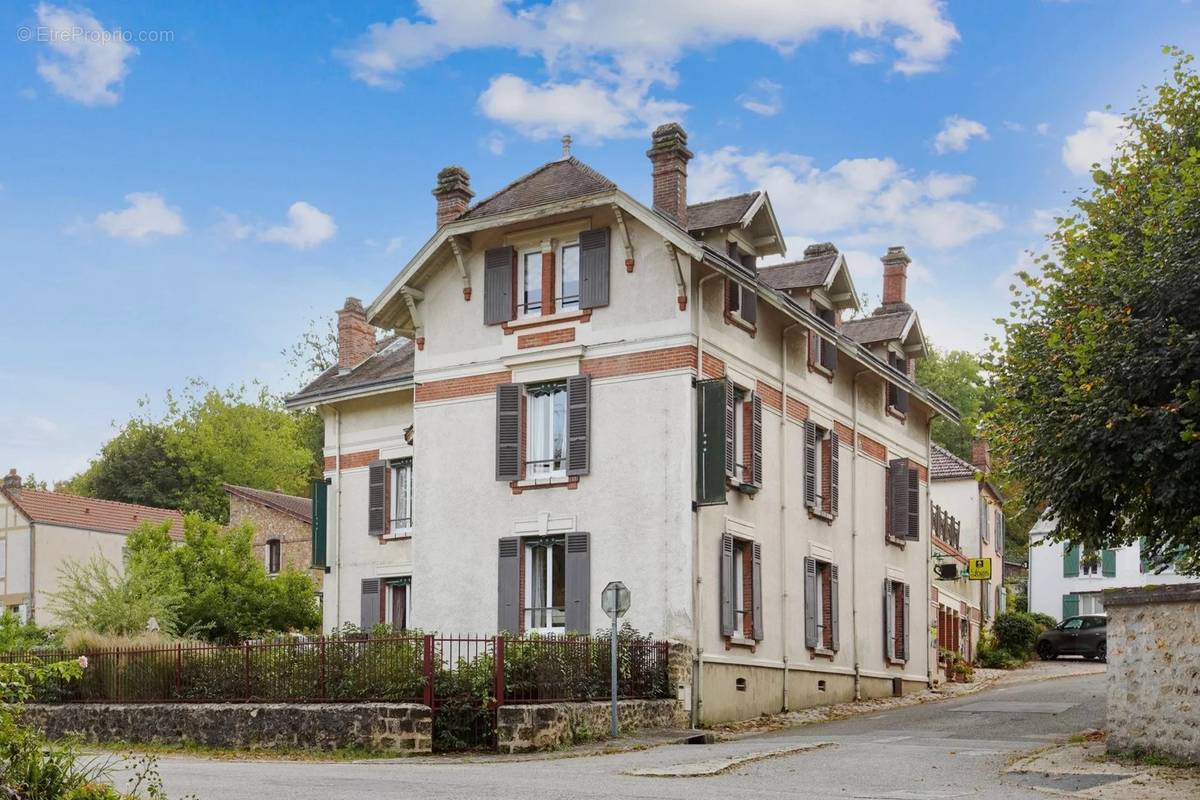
2,1,1198,483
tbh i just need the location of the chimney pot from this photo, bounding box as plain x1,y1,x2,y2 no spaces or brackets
646,122,694,228
3,468,21,491
336,297,376,372
561,134,572,159
971,438,992,473
877,245,913,314
432,166,474,227
804,242,838,258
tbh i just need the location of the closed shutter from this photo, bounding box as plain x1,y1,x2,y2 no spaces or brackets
724,379,736,479
1101,548,1117,577
997,512,1005,556
495,383,522,481
979,496,988,543
361,579,381,630
884,580,895,661
565,533,590,632
579,228,610,309
566,375,590,476
497,537,520,632
829,430,840,516
751,542,764,641
804,421,818,508
1062,593,1079,620
905,463,920,541
368,460,387,536
981,580,989,618
484,246,515,324
1063,544,1080,577
741,284,758,325
888,458,909,539
902,583,911,662
803,557,818,648
720,534,736,636
695,379,728,505
750,393,763,488
820,335,838,372
830,564,840,652
310,478,328,569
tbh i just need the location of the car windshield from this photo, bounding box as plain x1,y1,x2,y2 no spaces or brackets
1061,618,1084,630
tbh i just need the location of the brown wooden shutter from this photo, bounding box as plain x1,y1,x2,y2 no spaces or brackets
720,534,736,636
803,420,817,508
484,246,516,324
906,464,921,541
724,379,736,479
566,375,590,476
751,542,764,641
367,460,387,536
902,583,911,662
565,532,590,632
497,537,520,632
741,284,758,325
888,457,909,539
830,564,840,652
496,383,522,481
803,557,818,648
884,580,895,660
579,228,610,309
750,393,763,488
360,578,381,629
829,429,840,516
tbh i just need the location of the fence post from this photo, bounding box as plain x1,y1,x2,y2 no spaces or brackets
493,636,505,707
319,637,327,701
422,635,434,708
175,643,182,699
243,641,251,702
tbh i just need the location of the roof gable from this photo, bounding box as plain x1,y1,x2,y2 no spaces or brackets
2,488,183,539
287,336,414,407
930,443,977,480
224,484,311,524
686,192,759,231
460,158,616,221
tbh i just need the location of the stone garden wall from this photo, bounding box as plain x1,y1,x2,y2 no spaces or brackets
496,698,682,753
1105,584,1200,764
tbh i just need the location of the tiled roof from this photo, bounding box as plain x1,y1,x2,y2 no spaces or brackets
758,246,839,291
686,192,759,231
224,484,311,524
2,488,183,539
460,158,616,220
288,336,415,405
930,444,978,480
841,311,912,345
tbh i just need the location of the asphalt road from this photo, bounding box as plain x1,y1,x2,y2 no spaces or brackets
121,672,1106,800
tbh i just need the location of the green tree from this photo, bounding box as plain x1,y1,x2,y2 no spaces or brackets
48,558,181,637
61,420,188,509
916,346,993,460
985,48,1200,574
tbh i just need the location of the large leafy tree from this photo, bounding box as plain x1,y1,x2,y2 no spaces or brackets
916,346,993,459
62,420,188,509
985,48,1200,574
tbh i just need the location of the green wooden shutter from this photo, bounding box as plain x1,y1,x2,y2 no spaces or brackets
484,246,515,324
803,557,818,648
1101,548,1117,577
360,579,381,630
1063,544,1080,577
695,379,728,506
565,375,590,476
310,478,328,569
1062,593,1079,620
724,379,736,479
578,228,610,309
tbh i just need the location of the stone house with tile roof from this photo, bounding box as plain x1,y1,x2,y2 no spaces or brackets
287,124,959,723
0,469,183,626
224,484,322,600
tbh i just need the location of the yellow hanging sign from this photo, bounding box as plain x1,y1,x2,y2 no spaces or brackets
968,558,992,581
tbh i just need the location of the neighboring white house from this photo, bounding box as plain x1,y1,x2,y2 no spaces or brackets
1028,515,1199,620
287,124,960,724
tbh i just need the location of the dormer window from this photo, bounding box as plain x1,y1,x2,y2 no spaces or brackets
520,250,542,317
558,243,580,312
810,302,838,375
887,351,910,416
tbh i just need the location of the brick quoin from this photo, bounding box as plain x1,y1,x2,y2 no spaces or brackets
323,449,380,472
700,352,725,378
755,381,782,412
540,250,556,316
581,345,697,380
415,370,512,403
915,463,929,483
517,328,575,350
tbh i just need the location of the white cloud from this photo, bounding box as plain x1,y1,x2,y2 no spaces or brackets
1003,120,1024,132
1062,110,1124,174
482,131,506,155
933,115,989,154
385,236,405,254
738,78,783,116
214,210,254,242
34,3,137,106
849,49,879,65
93,192,187,240
1035,122,1050,135
259,202,337,250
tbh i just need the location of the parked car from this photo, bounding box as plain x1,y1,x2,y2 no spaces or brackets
1036,614,1107,661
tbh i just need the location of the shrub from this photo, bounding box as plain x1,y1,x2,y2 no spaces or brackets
1028,612,1057,632
992,613,1040,659
0,612,56,653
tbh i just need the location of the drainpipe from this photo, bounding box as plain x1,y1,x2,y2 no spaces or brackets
925,418,935,688
850,369,868,701
779,322,799,712
691,268,722,729
334,407,343,631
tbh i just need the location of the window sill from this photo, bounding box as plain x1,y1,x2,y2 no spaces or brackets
723,311,758,338
383,532,413,542
809,646,837,660
725,635,757,652
808,361,835,382
887,657,907,667
886,406,907,423
511,476,580,495
807,506,835,524
885,534,908,549
502,308,592,334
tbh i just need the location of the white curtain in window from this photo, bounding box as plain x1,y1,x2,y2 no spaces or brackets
531,545,548,629
529,391,550,475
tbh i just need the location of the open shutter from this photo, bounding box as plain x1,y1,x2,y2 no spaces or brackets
579,228,610,309
979,497,988,543
751,542,764,641
804,421,818,508
1062,593,1079,620
367,460,387,537
820,335,838,372
902,583,911,663
803,557,818,648
498,537,520,632
484,246,515,324
829,430,840,516
720,534,736,636
996,512,1005,556
496,383,522,481
566,375,590,476
888,458,909,539
830,565,840,652
884,580,895,661
750,393,763,488
741,285,758,326
695,379,728,505
1101,548,1117,577
565,532,591,632
310,478,328,569
360,579,381,630
1063,544,1080,577
905,464,920,541
724,379,736,479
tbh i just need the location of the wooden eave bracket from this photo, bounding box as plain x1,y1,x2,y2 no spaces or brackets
665,240,688,311
613,204,635,272
401,287,425,350
449,236,471,300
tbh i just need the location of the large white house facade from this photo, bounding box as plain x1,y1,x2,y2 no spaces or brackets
287,125,959,723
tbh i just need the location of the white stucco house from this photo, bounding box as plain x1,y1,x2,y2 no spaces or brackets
286,124,960,723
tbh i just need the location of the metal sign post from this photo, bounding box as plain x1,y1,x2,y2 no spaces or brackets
601,581,631,738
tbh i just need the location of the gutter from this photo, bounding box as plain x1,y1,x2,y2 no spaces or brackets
285,377,415,411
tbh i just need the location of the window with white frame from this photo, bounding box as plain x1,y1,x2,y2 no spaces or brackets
732,387,747,482
391,458,413,534
520,250,542,317
733,540,747,634
385,577,411,632
1078,592,1104,614
525,537,565,632
526,382,567,478
558,243,580,311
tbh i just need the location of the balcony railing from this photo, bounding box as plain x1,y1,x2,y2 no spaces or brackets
931,504,961,550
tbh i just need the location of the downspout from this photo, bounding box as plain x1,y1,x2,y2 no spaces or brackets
28,522,35,623
926,416,935,688
779,322,799,712
334,407,343,630
691,268,723,729
850,369,868,701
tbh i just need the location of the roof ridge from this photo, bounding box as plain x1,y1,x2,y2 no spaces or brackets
11,487,182,517
223,483,306,501
466,156,616,217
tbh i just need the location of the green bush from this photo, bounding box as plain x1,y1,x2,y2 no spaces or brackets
1028,612,1057,632
992,613,1040,659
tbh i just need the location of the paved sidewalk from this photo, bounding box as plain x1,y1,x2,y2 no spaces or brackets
1007,739,1200,799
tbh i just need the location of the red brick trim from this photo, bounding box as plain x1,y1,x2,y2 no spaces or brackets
700,352,725,379
833,421,855,445
786,397,809,423
915,463,928,483
858,434,887,461
502,309,592,335
415,370,512,403
510,477,580,495
540,250,556,316
581,345,696,380
517,328,575,350
755,381,782,413
323,449,380,471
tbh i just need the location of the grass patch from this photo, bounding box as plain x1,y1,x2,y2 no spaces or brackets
1104,748,1200,771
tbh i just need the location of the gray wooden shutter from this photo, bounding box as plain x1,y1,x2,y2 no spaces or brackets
497,537,520,632
724,379,736,479
888,458,909,538
905,465,920,541
310,478,328,569
829,429,840,516
741,284,758,325
484,246,515,324
979,496,988,543
751,542,764,641
720,534,736,636
496,383,521,481
830,564,840,652
367,460,387,536
565,532,590,632
803,421,817,508
902,583,911,662
750,393,763,488
820,335,838,371
803,557,818,648
695,379,728,505
579,228,610,309
360,578,381,630
884,580,895,661
566,375,590,476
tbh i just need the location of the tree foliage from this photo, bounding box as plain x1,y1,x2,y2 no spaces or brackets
916,346,993,459
984,48,1200,574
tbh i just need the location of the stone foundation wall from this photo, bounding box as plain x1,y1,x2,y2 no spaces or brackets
23,702,432,755
1105,584,1200,764
496,699,680,753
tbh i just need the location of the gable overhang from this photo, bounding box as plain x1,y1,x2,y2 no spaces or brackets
284,376,414,411
739,191,786,258
824,253,862,313
899,312,928,359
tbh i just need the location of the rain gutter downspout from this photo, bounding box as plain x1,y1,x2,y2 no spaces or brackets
851,369,868,700
780,322,799,712
334,407,343,630
926,416,935,688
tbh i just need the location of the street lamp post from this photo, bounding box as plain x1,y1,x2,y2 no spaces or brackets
601,580,631,738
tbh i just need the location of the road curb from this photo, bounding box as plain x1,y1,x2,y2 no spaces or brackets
623,741,836,777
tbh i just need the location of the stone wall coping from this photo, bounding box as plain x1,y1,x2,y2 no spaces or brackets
1103,583,1200,607
27,701,431,711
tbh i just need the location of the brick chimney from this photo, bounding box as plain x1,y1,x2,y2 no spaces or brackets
971,439,991,473
432,166,474,227
2,468,21,492
878,245,913,314
337,297,376,373
647,122,693,228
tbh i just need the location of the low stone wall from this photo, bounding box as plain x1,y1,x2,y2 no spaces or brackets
496,699,681,753
23,702,432,755
1105,584,1200,764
